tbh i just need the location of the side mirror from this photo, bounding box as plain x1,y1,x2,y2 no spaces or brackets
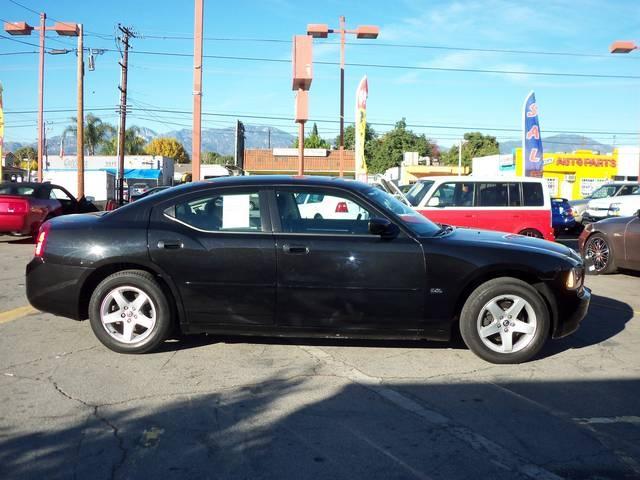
368,217,399,239
427,197,440,207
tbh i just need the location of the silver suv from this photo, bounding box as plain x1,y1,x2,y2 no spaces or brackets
571,182,638,223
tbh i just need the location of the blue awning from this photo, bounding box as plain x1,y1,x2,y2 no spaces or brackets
105,168,162,180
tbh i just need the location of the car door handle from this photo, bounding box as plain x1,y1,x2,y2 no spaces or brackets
157,240,183,249
282,244,309,254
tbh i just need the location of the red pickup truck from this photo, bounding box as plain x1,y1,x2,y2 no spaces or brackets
0,182,96,239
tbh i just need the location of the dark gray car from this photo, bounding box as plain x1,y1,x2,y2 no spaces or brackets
579,212,640,274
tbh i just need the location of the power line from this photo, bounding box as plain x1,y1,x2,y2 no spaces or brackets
7,0,39,16
5,106,640,137
0,50,37,56
136,33,639,61
93,48,640,80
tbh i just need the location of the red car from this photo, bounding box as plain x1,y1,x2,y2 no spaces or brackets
0,182,94,239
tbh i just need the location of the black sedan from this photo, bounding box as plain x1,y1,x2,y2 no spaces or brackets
26,176,590,364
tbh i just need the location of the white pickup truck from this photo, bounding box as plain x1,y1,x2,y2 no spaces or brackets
584,185,640,222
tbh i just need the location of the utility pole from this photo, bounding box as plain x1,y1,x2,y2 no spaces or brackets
117,25,134,204
192,0,204,182
76,24,84,198
36,13,46,181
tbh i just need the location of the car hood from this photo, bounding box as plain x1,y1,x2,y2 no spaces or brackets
588,195,640,209
432,227,575,259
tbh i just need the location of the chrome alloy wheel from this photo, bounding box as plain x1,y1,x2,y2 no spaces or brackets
585,237,610,272
476,294,537,354
99,286,157,344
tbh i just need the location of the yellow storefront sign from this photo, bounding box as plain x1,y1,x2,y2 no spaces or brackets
514,148,617,200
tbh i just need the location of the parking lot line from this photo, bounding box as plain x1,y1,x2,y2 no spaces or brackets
0,305,37,325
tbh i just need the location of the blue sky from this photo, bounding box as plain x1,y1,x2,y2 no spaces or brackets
1,0,640,148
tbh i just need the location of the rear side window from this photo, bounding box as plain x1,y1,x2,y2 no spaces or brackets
508,183,521,206
477,183,508,207
0,185,35,196
522,183,544,206
164,191,262,232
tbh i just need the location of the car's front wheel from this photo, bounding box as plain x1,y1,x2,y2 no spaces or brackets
88,270,172,353
460,277,550,364
584,233,617,274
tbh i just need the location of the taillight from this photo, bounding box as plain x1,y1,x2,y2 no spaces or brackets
34,223,50,258
335,201,349,213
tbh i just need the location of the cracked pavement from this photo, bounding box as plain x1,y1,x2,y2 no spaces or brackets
1,236,639,479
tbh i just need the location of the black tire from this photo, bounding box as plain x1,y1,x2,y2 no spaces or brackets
518,228,543,239
583,233,617,275
459,277,550,364
88,270,172,354
313,213,323,220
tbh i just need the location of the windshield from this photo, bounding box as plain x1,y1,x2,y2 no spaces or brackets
590,185,618,199
405,180,434,207
365,187,440,237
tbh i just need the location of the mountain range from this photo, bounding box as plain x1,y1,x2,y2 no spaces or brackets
498,134,614,155
4,124,296,156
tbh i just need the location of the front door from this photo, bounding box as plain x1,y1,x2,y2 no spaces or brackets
148,187,276,326
625,216,640,269
272,187,426,331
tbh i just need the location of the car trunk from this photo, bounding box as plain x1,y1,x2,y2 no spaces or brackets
0,195,30,232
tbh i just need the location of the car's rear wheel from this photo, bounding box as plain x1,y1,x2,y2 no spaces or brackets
460,277,550,364
314,213,323,220
518,228,543,239
584,233,617,274
88,270,172,353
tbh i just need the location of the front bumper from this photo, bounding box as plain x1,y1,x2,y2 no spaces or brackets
552,286,591,339
26,257,92,320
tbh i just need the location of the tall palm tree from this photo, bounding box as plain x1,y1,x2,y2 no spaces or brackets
64,114,115,155
101,126,147,155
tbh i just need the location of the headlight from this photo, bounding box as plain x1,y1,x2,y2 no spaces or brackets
608,203,622,216
566,267,584,290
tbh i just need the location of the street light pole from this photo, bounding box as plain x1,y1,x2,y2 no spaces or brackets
77,24,84,198
339,16,346,178
307,19,379,178
610,40,640,182
37,13,46,182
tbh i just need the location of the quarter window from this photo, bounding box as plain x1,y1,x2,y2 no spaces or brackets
276,190,372,234
522,183,544,206
164,192,262,232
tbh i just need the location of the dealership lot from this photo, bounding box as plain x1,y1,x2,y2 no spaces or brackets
1,235,639,480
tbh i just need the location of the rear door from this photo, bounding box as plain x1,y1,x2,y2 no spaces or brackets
148,187,276,326
272,186,426,330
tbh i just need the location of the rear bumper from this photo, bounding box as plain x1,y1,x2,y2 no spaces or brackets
552,286,591,339
0,214,28,234
26,258,92,320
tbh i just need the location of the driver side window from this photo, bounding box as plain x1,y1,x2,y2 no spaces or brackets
276,189,373,235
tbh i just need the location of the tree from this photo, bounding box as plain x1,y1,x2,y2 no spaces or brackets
102,126,147,155
368,119,437,174
13,146,37,171
145,137,190,164
441,132,499,168
338,123,378,164
202,151,234,165
64,114,115,155
291,122,331,149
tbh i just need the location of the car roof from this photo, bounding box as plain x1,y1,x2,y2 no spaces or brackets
417,176,545,183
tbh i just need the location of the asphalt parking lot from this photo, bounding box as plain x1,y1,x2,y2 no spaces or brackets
1,234,639,480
